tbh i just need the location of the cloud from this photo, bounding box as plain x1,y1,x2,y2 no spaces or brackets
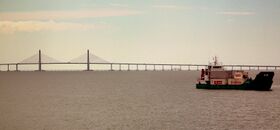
0,9,141,21
109,3,128,7
217,11,255,16
152,5,188,10
0,21,103,34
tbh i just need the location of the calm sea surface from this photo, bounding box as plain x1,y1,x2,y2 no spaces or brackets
0,71,280,130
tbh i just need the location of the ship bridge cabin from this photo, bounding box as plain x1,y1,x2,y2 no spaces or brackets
208,65,224,71
207,56,224,71
198,57,249,85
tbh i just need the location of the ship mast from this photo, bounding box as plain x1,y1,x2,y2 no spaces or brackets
214,56,218,66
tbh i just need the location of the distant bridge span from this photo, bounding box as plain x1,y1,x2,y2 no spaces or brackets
1,62,280,72
0,50,279,71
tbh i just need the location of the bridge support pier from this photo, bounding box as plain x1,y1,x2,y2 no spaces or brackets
145,64,147,71
39,50,42,71
87,50,90,71
16,64,18,71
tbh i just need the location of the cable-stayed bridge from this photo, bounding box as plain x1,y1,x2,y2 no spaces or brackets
21,51,61,63
70,52,109,63
1,50,280,71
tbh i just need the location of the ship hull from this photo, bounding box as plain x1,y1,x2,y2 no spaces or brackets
196,83,249,90
196,72,274,91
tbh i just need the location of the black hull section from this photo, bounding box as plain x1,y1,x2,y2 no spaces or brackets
246,72,274,91
196,72,274,91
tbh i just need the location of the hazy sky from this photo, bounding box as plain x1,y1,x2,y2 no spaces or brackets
0,0,280,65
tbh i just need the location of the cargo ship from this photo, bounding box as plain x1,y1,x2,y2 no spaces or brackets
196,57,274,91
